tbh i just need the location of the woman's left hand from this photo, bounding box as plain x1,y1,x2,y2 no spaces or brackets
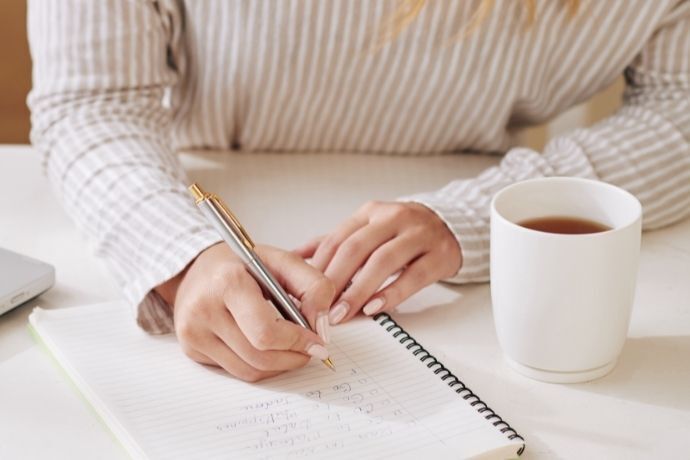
295,201,462,325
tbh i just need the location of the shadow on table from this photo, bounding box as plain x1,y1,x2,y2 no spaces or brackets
570,335,690,411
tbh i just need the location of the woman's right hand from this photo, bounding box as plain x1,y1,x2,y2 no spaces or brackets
156,242,335,382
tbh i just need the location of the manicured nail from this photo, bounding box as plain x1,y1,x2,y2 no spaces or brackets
329,301,350,325
316,313,330,343
306,344,330,361
363,298,385,316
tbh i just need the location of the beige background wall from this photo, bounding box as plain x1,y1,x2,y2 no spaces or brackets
0,1,623,147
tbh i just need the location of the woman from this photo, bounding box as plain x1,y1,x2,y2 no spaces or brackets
28,0,690,381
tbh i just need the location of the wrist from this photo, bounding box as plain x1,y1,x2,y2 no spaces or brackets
408,201,463,275
154,269,187,307
154,242,226,307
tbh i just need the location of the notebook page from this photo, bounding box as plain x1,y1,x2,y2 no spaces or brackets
30,303,520,459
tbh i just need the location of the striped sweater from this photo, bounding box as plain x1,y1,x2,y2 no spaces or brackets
27,0,690,333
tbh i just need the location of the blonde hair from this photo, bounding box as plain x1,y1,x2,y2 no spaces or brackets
380,0,580,44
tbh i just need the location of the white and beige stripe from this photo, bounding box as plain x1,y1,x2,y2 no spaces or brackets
27,0,690,333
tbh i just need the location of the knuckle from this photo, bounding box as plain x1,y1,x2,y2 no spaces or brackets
303,275,336,312
237,367,264,383
368,250,394,272
291,355,310,370
196,301,215,323
248,351,274,371
217,263,247,285
176,317,201,345
339,238,363,259
319,276,336,301
360,200,381,214
276,248,299,265
289,329,307,352
251,324,276,351
387,203,411,220
406,225,429,243
308,270,335,293
383,285,400,306
317,236,338,258
407,266,429,287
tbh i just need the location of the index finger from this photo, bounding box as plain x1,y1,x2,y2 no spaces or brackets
256,246,336,329
310,216,367,272
218,265,327,356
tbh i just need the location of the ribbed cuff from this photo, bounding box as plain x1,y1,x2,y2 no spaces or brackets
129,228,222,334
107,189,224,334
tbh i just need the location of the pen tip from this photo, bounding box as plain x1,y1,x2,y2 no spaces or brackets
323,358,336,372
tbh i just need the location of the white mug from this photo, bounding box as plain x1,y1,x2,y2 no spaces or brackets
490,177,642,383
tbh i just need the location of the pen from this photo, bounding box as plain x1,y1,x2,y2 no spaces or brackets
188,183,336,371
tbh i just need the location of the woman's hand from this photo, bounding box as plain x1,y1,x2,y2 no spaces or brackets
296,201,462,325
156,243,335,382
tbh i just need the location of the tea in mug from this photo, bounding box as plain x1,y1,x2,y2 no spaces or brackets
518,216,611,234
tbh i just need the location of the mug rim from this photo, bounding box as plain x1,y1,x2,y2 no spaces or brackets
491,177,642,238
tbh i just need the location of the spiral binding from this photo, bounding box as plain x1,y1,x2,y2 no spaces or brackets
374,313,525,456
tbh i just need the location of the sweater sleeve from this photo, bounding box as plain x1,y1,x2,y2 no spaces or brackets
403,1,690,284
27,0,221,333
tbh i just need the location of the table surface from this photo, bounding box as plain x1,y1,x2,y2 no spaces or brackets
1,145,689,459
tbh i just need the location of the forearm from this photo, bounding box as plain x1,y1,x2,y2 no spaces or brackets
28,0,221,332
31,90,222,330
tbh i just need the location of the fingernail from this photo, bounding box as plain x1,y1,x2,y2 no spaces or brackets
363,298,385,316
316,313,330,343
306,344,330,361
329,301,349,325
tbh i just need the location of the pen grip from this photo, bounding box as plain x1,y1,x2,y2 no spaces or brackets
195,198,312,331
245,257,311,330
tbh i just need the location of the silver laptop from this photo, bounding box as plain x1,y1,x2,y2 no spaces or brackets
0,248,55,315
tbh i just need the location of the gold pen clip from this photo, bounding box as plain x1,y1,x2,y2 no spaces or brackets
189,183,207,203
212,195,255,249
188,183,255,249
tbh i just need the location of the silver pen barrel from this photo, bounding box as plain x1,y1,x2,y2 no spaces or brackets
245,257,310,329
196,197,253,262
189,183,336,371
193,191,310,329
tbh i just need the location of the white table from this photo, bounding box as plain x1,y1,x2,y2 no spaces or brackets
1,145,689,459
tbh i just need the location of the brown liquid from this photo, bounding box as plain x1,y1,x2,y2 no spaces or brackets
518,216,611,234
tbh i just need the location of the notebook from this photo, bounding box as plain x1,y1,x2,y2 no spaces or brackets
29,302,524,459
